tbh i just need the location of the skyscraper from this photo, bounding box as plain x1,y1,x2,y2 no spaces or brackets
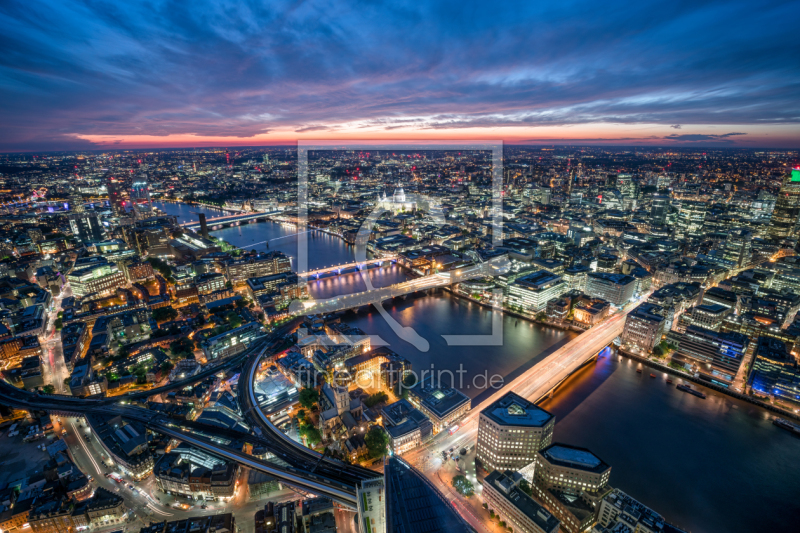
651,194,669,225
676,200,706,239
723,228,753,269
131,180,151,208
106,177,125,217
767,167,800,240
69,191,85,213
68,213,104,243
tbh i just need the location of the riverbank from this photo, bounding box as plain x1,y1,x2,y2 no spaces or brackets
444,286,585,332
618,347,800,422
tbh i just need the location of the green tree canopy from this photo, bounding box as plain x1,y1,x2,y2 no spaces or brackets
153,306,178,323
364,392,389,408
452,475,474,497
298,387,319,410
365,426,389,458
170,337,196,359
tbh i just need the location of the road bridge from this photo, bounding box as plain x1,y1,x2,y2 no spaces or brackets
401,294,651,470
294,256,508,315
297,256,399,278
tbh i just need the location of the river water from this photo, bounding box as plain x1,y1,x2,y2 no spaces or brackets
156,203,800,533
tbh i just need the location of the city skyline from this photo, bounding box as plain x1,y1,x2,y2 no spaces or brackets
1,0,799,152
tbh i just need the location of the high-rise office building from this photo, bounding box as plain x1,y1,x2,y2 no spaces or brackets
651,194,669,225
383,456,473,533
748,336,800,405
69,191,85,213
676,200,706,238
131,180,152,217
723,228,752,269
667,325,749,387
476,392,555,472
68,213,104,243
767,168,800,240
106,177,125,216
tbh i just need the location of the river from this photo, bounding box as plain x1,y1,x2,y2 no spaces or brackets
539,351,800,533
156,202,800,533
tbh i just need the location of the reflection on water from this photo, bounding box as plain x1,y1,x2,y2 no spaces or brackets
156,203,800,533
341,293,578,401
539,351,800,533
152,201,226,224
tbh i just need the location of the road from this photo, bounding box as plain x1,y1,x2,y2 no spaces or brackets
402,295,648,474
55,415,298,531
44,281,73,394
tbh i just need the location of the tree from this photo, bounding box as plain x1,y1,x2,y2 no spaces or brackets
153,306,178,323
519,479,532,496
161,360,174,373
365,426,389,458
364,392,389,408
225,310,243,329
42,385,55,394
298,387,319,410
54,318,63,330
170,337,195,359
147,257,173,280
452,475,474,497
299,422,322,446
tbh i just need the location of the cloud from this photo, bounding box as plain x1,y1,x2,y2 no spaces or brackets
0,0,798,150
664,132,747,142
295,125,331,133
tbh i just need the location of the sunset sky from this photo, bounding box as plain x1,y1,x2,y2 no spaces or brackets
1,0,798,152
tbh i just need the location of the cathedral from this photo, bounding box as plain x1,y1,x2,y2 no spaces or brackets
376,187,416,213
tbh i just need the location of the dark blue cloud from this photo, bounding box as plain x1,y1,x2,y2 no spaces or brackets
0,0,798,150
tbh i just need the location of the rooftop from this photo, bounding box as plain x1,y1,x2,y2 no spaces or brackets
540,443,610,473
482,391,554,427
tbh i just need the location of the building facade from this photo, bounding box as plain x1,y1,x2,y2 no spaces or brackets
477,392,555,472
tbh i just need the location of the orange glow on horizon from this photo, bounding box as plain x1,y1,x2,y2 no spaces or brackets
67,122,800,150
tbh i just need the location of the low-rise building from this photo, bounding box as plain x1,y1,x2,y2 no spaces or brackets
154,445,239,501
667,326,749,387
622,303,666,352
407,374,470,434
200,321,261,360
86,413,154,480
585,273,636,306
483,470,560,533
594,488,688,533
506,270,568,312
